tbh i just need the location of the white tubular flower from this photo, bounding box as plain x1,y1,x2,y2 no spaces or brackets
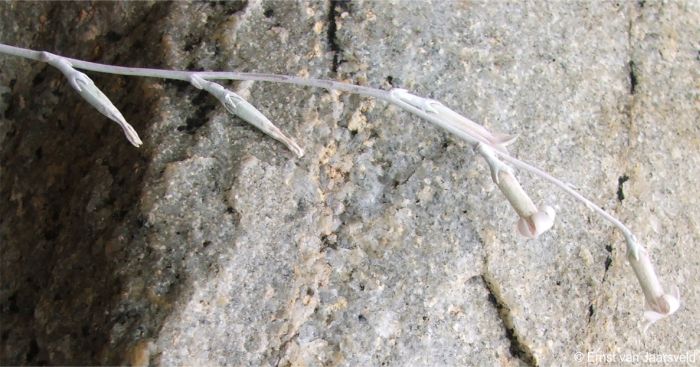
476,143,556,239
627,245,681,333
41,52,143,147
190,75,304,158
390,88,517,153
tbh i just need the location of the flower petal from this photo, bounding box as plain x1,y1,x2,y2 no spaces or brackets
516,206,556,239
642,285,681,333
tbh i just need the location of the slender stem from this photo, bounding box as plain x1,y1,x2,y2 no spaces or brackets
0,43,43,61
0,43,389,100
0,42,641,257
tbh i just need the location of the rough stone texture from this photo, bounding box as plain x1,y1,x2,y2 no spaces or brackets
1,1,698,366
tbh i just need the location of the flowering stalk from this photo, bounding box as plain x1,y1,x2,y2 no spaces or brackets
0,43,680,330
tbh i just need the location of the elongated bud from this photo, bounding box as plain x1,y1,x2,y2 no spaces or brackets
190,75,303,157
390,88,516,153
41,52,142,147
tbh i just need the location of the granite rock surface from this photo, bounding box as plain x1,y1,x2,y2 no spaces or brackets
1,1,698,366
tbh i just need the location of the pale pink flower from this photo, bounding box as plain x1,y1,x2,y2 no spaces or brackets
628,246,681,332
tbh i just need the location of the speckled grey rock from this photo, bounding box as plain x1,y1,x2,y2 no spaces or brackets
1,1,698,366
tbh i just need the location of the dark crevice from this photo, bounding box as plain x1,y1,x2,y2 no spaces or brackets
320,234,338,251
26,339,39,363
481,275,537,366
327,0,350,73
603,244,614,275
206,0,249,16
177,90,217,134
628,61,638,95
32,68,48,86
273,331,300,367
604,256,613,272
617,174,629,202
385,75,394,87
104,31,123,43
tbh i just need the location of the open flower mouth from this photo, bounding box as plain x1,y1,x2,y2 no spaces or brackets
517,206,556,239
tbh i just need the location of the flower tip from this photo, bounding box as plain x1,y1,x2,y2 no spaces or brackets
642,286,681,333
493,132,518,147
287,141,304,158
516,205,556,239
118,121,143,147
130,135,144,148
662,285,681,315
